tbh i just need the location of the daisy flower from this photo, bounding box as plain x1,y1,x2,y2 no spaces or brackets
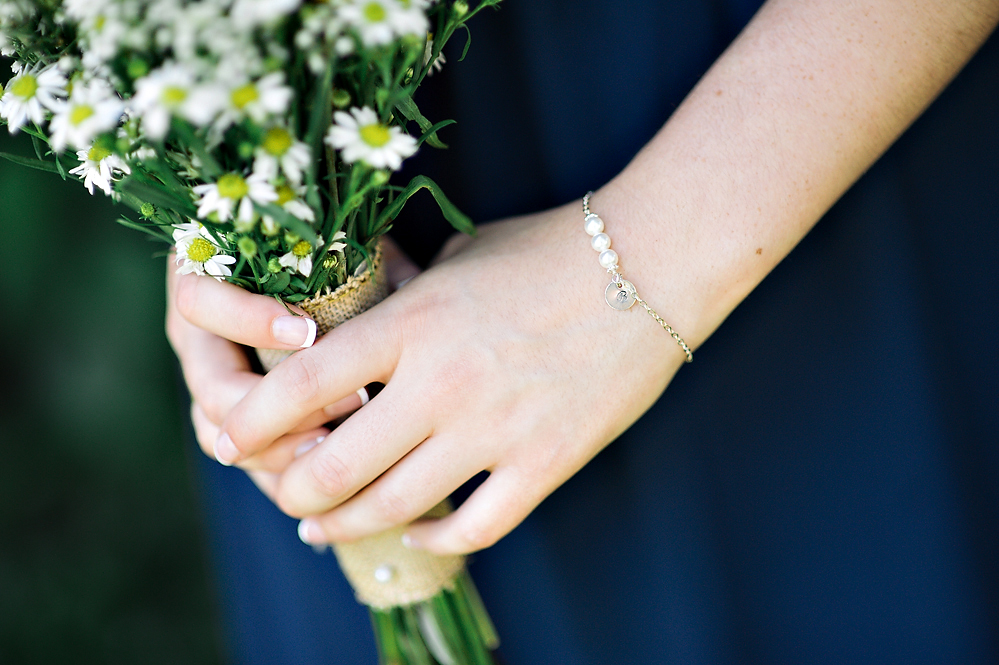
217,72,292,129
325,106,417,171
0,63,67,133
279,232,342,278
68,142,130,196
423,33,446,75
230,0,303,28
48,78,124,152
174,231,236,281
338,0,428,47
254,126,311,185
193,171,277,224
260,183,315,234
131,64,224,140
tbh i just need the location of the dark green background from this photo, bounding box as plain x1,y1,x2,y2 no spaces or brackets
0,130,224,663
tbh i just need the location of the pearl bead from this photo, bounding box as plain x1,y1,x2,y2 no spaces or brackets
583,214,604,236
374,564,395,583
598,249,619,269
591,233,611,252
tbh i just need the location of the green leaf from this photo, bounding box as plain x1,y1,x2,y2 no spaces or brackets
395,92,449,149
376,175,475,235
116,215,173,243
0,151,60,174
253,202,317,243
262,270,291,294
283,293,308,303
119,175,199,218
417,118,457,147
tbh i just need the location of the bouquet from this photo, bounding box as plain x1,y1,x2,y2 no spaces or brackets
0,0,501,663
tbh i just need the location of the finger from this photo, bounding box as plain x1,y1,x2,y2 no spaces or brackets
174,270,318,350
177,324,262,425
216,305,401,465
238,427,330,473
273,379,434,517
381,235,421,290
190,402,221,458
401,467,547,555
193,401,330,472
246,470,280,503
295,433,486,544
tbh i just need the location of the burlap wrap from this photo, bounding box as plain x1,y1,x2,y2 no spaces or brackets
255,244,465,609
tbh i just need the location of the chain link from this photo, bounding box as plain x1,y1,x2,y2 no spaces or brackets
583,192,693,363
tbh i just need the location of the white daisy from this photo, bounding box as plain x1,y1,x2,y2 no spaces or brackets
261,183,315,234
253,126,311,185
423,34,446,75
68,142,130,196
48,78,124,152
172,221,211,245
175,232,236,281
326,230,348,253
338,0,428,47
193,171,277,224
230,0,303,28
216,72,292,129
325,106,417,170
278,234,331,277
0,63,67,133
131,64,224,140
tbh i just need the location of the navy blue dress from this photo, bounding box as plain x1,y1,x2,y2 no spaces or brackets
191,2,999,663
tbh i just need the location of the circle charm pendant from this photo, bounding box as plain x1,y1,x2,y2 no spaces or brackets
605,280,637,310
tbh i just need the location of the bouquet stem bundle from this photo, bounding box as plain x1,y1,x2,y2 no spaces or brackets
1,1,503,662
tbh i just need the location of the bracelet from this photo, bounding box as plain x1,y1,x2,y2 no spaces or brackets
582,192,694,363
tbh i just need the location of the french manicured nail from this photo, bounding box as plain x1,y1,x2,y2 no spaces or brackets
298,518,325,545
214,433,239,466
294,435,325,459
272,316,316,348
401,533,420,550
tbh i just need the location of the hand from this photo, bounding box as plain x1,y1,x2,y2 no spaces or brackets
166,236,421,497
210,198,693,555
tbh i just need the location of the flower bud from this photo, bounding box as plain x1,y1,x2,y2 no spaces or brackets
127,58,149,80
453,1,469,17
370,170,390,186
139,202,156,219
332,88,351,109
267,257,282,273
238,237,258,258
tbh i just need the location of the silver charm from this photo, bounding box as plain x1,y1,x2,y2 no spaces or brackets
605,280,637,310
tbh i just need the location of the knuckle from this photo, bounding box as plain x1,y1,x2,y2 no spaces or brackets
308,450,354,498
372,487,412,525
457,523,499,552
283,353,327,406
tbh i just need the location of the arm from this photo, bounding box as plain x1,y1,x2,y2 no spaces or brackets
183,0,999,554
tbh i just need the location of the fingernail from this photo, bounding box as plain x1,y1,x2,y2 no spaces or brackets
294,435,325,459
401,533,421,550
272,316,317,349
356,386,370,406
214,433,239,466
298,518,325,545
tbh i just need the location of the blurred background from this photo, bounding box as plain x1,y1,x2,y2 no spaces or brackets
0,130,223,663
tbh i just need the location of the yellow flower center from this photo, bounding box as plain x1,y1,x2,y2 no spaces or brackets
363,2,387,22
262,127,293,157
275,184,296,206
10,74,38,100
292,239,312,258
231,83,259,110
187,237,217,263
87,144,112,162
359,123,391,148
216,173,249,200
161,86,187,106
69,104,95,126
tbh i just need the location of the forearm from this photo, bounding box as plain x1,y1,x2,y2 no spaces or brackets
596,0,998,348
